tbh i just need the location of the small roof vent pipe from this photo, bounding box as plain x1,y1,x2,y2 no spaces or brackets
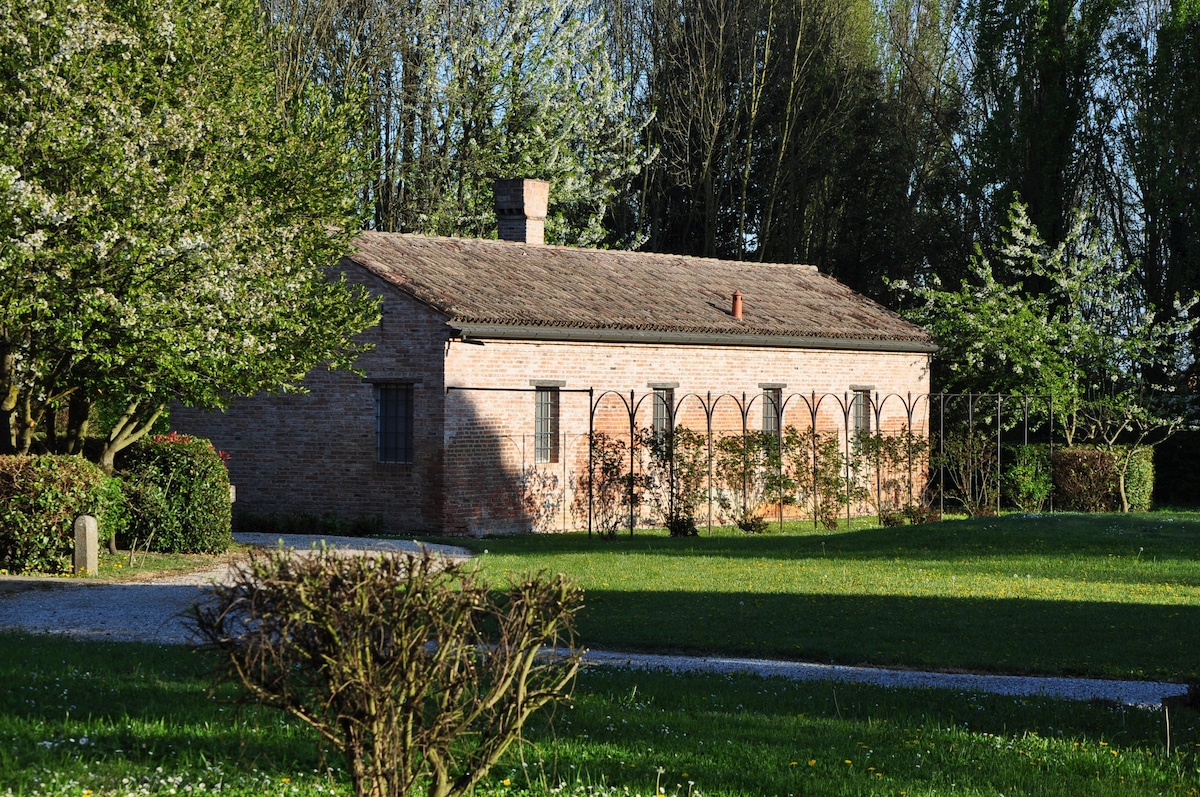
732,290,743,320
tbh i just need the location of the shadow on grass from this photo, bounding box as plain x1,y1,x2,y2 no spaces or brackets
576,590,1200,682
515,665,1198,797
456,512,1200,564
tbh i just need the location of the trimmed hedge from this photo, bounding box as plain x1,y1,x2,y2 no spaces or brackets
119,432,232,554
1124,447,1155,512
1052,445,1154,512
0,455,126,574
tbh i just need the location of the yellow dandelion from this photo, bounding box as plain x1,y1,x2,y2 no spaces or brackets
503,779,511,786
808,759,816,766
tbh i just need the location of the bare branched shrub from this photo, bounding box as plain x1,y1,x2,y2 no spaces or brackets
191,549,583,797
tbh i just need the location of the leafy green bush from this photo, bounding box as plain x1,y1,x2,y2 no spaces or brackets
1004,444,1053,513
858,427,930,524
1122,446,1155,512
1052,447,1116,512
119,432,231,553
1052,445,1155,513
784,428,865,529
714,430,790,532
0,455,126,573
640,426,707,537
571,432,642,538
934,428,999,516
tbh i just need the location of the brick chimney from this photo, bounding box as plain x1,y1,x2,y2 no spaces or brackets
494,178,548,245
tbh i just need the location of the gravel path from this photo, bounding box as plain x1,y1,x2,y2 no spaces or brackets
582,651,1188,710
0,534,471,645
0,533,1188,709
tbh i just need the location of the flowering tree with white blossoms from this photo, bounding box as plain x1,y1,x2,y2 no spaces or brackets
898,201,1197,510
0,0,380,471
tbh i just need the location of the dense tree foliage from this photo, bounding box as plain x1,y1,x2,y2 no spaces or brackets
899,202,1197,508
282,0,1194,353
6,0,1197,462
0,0,380,469
261,0,642,247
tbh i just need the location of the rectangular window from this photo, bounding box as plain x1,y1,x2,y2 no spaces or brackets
852,388,872,436
652,387,674,436
762,388,782,436
535,387,560,463
376,384,414,464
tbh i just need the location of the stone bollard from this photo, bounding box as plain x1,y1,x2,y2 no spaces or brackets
73,514,98,576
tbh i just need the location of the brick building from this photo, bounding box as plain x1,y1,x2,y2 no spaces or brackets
174,180,936,535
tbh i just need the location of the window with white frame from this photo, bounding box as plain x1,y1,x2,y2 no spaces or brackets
534,386,560,463
376,383,414,464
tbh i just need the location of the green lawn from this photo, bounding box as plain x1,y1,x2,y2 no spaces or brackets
448,513,1200,682
2,633,1198,796
5,512,1200,795
0,547,247,582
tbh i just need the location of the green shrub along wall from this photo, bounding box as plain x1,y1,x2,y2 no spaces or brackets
1052,446,1154,512
0,456,126,574
119,433,232,554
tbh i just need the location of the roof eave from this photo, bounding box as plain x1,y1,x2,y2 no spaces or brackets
451,322,939,354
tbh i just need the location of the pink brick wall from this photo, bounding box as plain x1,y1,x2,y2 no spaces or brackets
172,267,452,533
442,338,931,534
174,261,932,536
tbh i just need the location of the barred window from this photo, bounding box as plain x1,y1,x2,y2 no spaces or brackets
852,388,872,436
762,387,782,436
535,387,560,463
376,384,414,464
652,387,674,436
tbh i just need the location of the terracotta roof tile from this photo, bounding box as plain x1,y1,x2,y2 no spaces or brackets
348,232,932,345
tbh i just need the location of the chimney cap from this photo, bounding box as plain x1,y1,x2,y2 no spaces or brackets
731,290,743,320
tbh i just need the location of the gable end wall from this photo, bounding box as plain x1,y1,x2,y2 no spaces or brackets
171,266,450,534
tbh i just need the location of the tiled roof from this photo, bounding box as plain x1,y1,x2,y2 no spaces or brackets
348,233,933,347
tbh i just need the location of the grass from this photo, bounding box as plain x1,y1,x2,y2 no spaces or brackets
6,512,1200,794
2,633,1199,796
444,512,1200,682
0,547,248,583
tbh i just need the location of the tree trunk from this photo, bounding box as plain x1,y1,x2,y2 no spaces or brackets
99,400,166,476
1117,468,1130,513
64,393,91,455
